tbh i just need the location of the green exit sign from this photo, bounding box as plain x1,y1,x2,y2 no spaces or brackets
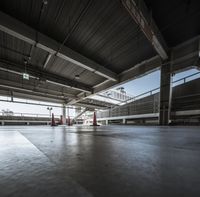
23,73,29,80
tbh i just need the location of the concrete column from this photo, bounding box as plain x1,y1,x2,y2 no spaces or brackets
122,119,126,124
62,104,66,125
159,62,172,125
105,119,108,125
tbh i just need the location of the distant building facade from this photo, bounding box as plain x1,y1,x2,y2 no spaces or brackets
101,87,133,102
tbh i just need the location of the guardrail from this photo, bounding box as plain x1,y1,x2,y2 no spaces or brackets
97,93,159,119
119,71,200,105
97,71,200,119
172,71,200,86
0,112,77,126
0,112,77,118
0,112,61,118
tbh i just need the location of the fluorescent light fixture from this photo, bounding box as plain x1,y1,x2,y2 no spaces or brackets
23,73,29,80
75,74,80,79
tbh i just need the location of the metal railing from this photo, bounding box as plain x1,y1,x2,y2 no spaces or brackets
119,71,200,106
119,87,160,106
97,71,200,119
172,71,200,87
97,93,159,118
0,112,61,118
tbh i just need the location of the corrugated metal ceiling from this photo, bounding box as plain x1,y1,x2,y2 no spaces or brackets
0,31,31,65
0,30,48,67
46,56,105,86
0,29,105,88
0,69,80,96
0,0,157,74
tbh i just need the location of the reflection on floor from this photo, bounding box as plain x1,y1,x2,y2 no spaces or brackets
0,125,200,197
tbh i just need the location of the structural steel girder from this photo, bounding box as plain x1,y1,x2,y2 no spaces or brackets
72,108,89,123
0,59,92,93
0,84,67,103
0,74,76,100
121,0,168,60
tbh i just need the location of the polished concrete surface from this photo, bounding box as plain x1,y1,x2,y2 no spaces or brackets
0,125,200,197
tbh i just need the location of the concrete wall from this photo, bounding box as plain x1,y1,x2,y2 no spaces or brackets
172,78,200,111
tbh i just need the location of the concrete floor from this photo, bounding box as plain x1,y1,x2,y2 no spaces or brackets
0,125,200,197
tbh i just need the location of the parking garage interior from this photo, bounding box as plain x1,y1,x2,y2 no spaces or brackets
0,0,200,196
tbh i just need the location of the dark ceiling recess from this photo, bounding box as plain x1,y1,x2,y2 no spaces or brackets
144,0,200,47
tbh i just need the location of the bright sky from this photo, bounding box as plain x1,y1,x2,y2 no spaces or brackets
122,70,160,96
0,98,76,117
0,68,199,115
122,68,199,96
0,98,62,116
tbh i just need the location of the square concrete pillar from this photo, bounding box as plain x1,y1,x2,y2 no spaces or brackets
159,62,172,125
62,104,66,124
123,119,126,124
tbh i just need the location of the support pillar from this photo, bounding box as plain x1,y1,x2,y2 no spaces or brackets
67,116,71,126
159,62,172,125
122,119,126,124
51,113,56,126
62,104,66,125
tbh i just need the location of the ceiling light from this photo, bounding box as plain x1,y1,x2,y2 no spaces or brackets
23,73,29,80
24,59,28,65
75,74,80,79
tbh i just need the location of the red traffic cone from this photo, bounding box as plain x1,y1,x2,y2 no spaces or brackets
51,113,56,126
93,111,98,126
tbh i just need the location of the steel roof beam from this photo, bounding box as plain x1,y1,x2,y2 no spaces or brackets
75,102,108,110
0,11,118,81
0,71,78,100
0,81,76,100
0,59,92,93
0,81,67,103
94,55,162,93
0,88,65,104
67,55,162,105
121,0,168,60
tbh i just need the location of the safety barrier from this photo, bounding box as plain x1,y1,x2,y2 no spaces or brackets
97,71,200,123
